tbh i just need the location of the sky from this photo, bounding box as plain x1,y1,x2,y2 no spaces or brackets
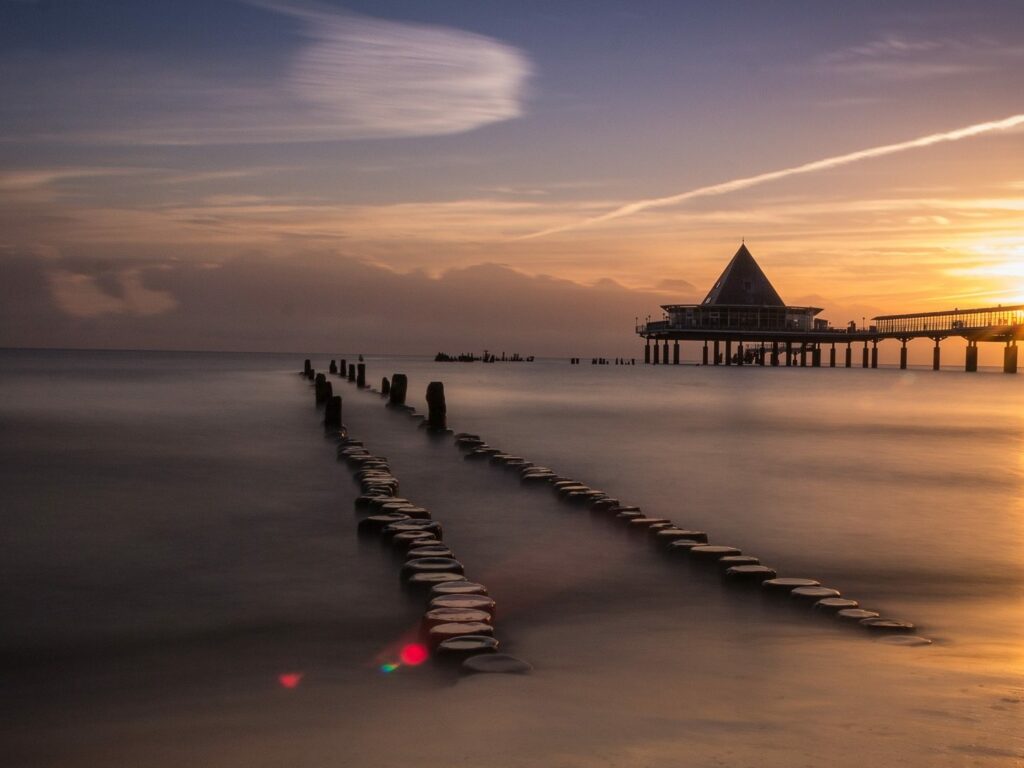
2,0,1024,356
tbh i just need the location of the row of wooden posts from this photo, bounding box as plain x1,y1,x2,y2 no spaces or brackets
303,359,447,431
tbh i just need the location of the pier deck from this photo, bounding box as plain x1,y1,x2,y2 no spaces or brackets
636,305,1024,372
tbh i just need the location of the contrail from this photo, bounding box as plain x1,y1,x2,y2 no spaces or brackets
516,112,1024,240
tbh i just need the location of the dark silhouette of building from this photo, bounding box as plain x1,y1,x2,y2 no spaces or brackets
659,244,822,333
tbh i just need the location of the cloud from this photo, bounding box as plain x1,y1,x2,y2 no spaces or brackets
517,112,1024,239
0,250,657,355
1,3,531,144
275,2,531,139
47,268,178,318
819,34,1024,81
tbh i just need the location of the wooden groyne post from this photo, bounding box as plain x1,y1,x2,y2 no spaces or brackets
324,395,342,427
314,373,331,404
357,363,366,388
426,382,447,430
389,374,408,406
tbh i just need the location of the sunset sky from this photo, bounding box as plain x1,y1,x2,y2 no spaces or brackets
2,0,1023,354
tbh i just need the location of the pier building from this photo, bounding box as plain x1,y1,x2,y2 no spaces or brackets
636,244,1022,372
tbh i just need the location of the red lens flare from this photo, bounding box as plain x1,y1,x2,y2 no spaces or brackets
399,644,428,666
278,673,303,688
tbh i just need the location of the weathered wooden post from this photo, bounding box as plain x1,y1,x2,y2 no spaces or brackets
324,395,342,427
303,359,312,377
381,377,391,396
314,373,329,404
426,381,447,430
329,360,338,374
339,359,347,377
347,363,356,381
357,363,366,388
389,374,408,406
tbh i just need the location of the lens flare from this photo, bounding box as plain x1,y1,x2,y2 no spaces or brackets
400,643,429,666
379,663,400,674
277,673,303,688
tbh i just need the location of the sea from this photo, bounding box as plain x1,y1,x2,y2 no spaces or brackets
1,348,1022,767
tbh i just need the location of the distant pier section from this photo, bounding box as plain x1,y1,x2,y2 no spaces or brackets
636,244,1022,373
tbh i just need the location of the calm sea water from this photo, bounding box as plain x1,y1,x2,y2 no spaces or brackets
2,349,1022,767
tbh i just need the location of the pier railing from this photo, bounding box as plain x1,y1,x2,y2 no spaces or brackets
874,305,1024,336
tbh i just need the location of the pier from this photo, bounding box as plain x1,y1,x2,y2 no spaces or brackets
636,244,1022,373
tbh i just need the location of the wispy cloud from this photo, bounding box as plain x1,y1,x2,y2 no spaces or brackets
516,113,1024,240
819,34,1024,80
1,2,531,144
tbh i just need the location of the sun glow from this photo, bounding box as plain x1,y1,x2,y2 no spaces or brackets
948,238,1024,304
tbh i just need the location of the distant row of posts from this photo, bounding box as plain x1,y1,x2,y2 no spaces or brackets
643,338,1019,373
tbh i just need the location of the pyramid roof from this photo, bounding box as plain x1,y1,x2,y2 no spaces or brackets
701,244,785,306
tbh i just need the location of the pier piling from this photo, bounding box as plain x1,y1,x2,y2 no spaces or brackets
933,340,941,371
348,364,356,382
672,341,680,365
1004,343,1018,374
303,359,312,377
644,339,651,365
381,377,391,396
900,340,908,370
829,344,836,368
339,359,347,378
871,342,879,369
329,360,338,374
845,344,852,368
702,341,709,366
357,363,366,388
966,343,978,372
714,340,721,365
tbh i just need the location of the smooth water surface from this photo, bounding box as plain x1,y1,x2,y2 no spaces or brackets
2,350,1022,767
